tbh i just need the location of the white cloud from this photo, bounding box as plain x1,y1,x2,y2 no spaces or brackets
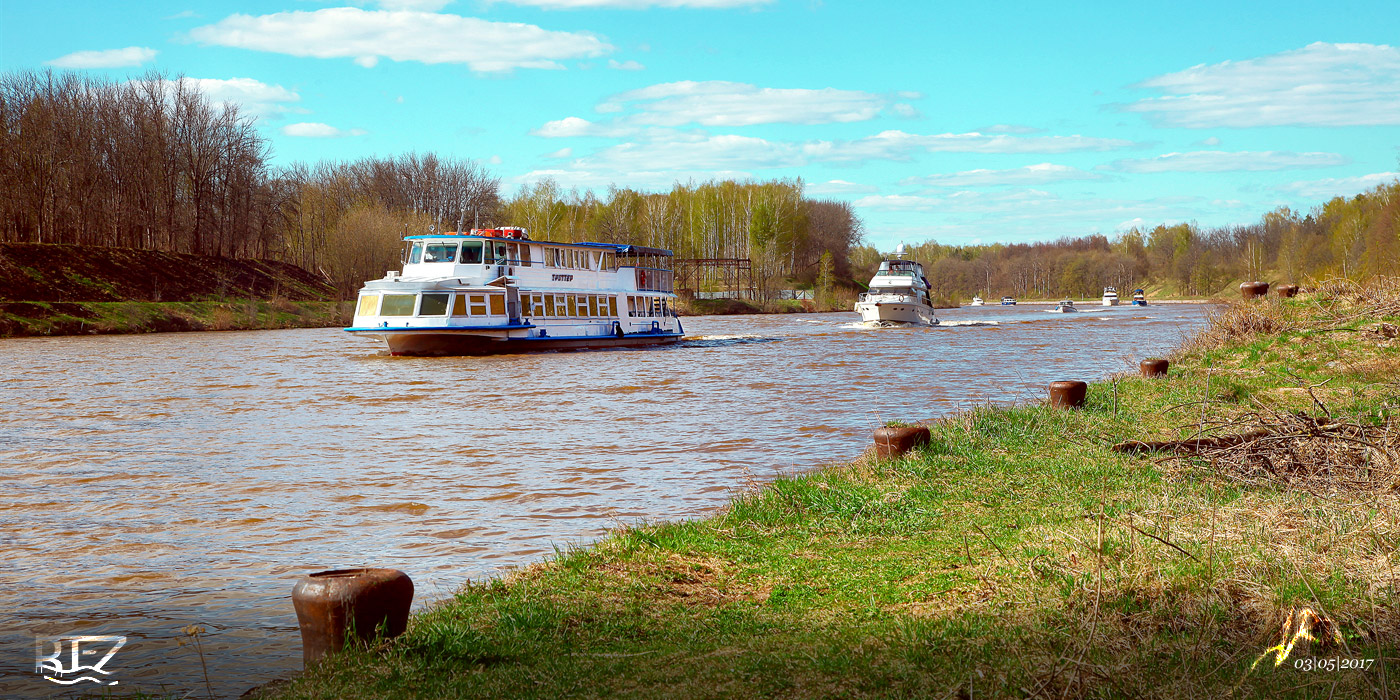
608,59,645,71
493,0,769,7
1105,150,1346,173
903,163,1101,188
574,133,804,170
532,116,650,138
805,130,1137,161
1125,42,1400,127
544,147,573,159
598,80,891,126
46,46,157,69
282,122,366,137
807,180,879,195
552,128,1137,175
510,168,755,191
1275,172,1400,199
188,8,612,72
488,155,503,165
377,0,455,9
1196,136,1222,146
155,77,305,121
977,124,1044,135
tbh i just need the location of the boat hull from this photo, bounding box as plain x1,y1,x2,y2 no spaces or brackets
353,329,683,356
1131,300,1147,306
855,301,938,326
1102,298,1120,306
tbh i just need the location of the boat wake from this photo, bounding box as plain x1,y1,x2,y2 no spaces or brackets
938,320,1001,327
683,334,782,347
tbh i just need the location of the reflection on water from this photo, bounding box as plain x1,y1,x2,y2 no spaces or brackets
0,304,1210,696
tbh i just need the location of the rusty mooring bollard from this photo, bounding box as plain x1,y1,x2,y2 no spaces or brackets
1140,358,1169,377
874,424,931,458
1240,281,1269,299
1276,284,1299,298
292,568,413,667
1048,381,1088,409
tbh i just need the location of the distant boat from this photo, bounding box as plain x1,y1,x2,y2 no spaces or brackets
1049,299,1078,313
1000,297,1016,305
854,243,939,326
1131,289,1147,306
1102,287,1120,306
970,296,985,306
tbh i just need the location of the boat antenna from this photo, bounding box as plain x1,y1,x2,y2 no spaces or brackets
456,211,464,234
474,209,479,231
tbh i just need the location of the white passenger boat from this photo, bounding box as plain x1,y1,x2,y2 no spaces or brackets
1102,287,1120,306
970,296,985,306
854,244,939,326
346,227,683,356
1131,289,1147,306
1049,299,1078,313
1000,297,1017,306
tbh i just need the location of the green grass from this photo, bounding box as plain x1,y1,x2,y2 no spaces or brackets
260,288,1400,699
0,299,352,337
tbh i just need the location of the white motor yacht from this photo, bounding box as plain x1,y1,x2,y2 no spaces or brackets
854,244,939,326
970,296,985,306
1102,287,1120,306
1049,299,1078,313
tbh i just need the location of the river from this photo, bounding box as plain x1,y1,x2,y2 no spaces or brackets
0,303,1211,697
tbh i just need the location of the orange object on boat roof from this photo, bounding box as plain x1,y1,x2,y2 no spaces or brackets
470,226,529,240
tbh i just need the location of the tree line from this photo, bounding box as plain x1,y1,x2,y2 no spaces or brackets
6,68,1396,303
0,69,862,299
851,181,1400,301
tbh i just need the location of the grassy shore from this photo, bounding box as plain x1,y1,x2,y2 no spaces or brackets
0,299,353,337
262,280,1397,699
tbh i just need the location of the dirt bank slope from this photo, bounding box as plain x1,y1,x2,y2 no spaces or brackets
0,243,335,302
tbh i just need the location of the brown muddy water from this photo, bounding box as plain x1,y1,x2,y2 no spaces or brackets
0,304,1210,697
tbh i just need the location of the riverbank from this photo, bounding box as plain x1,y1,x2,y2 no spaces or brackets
0,242,346,337
257,280,1397,699
0,299,353,337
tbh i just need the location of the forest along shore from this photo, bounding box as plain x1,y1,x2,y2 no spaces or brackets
258,279,1398,700
0,242,348,337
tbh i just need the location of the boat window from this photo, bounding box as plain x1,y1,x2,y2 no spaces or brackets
408,242,424,265
381,294,416,316
520,245,532,266
418,293,450,316
606,297,617,317
356,294,379,317
530,294,545,317
587,296,599,317
423,243,457,264
468,294,488,316
452,295,468,316
552,295,566,317
506,243,518,264
459,241,484,264
483,243,494,264
493,242,508,264
489,294,505,316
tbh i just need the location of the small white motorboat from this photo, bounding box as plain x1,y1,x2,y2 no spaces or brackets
1049,299,1078,313
970,296,985,306
1000,297,1016,306
1131,289,1147,306
1102,287,1120,306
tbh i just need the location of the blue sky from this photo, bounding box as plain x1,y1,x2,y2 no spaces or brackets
3,0,1398,249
